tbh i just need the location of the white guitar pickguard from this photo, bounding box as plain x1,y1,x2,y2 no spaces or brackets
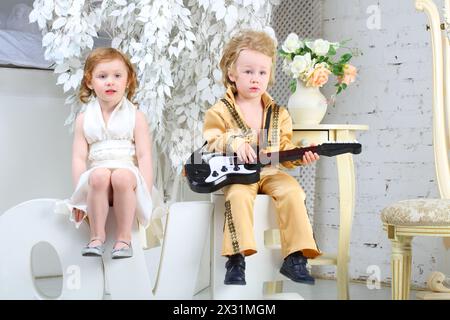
204,156,257,183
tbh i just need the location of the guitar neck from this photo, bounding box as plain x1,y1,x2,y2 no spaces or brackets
260,147,318,165
259,142,361,166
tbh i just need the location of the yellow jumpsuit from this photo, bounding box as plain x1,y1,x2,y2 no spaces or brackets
203,88,321,259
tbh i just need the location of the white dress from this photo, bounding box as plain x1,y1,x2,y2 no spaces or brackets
55,97,158,232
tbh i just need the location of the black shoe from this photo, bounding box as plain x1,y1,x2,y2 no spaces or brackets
224,254,246,285
280,251,315,285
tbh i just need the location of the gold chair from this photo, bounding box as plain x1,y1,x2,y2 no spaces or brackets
380,0,450,300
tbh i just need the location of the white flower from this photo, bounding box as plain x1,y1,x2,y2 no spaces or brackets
308,39,330,56
282,33,302,53
290,53,313,78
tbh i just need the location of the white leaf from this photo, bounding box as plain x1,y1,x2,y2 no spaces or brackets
168,46,177,57
145,54,153,64
215,8,226,20
115,0,127,5
178,40,185,51
130,41,143,51
206,92,216,105
110,10,121,17
185,31,196,42
185,40,193,51
54,63,69,74
85,36,94,49
52,17,67,30
29,10,37,23
70,75,79,90
165,75,173,87
111,37,122,48
253,0,261,11
69,59,82,69
128,3,136,13
177,115,186,124
227,5,238,21
157,85,164,98
197,78,209,91
74,69,84,83
44,0,54,14
225,6,238,30
210,35,221,50
57,72,70,85
213,69,222,82
139,60,146,71
139,5,151,18
42,32,55,46
63,80,71,92
212,84,224,97
136,16,148,23
211,0,225,13
163,85,171,98
198,0,210,10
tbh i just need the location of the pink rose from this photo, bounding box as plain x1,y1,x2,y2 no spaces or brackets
306,65,331,87
338,64,357,86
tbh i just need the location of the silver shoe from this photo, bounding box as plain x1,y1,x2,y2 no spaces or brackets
111,240,133,259
81,238,105,257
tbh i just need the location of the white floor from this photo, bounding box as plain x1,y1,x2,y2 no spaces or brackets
34,276,419,300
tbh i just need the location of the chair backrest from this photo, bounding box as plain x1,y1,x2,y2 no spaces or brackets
416,0,450,199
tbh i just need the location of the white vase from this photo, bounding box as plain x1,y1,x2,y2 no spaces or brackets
287,79,328,125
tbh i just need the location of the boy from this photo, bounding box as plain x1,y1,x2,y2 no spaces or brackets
203,30,321,285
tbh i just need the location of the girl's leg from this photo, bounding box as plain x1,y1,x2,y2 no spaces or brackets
87,168,112,246
110,168,137,250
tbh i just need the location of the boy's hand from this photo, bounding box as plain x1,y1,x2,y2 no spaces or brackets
302,144,320,165
237,143,257,163
73,208,86,223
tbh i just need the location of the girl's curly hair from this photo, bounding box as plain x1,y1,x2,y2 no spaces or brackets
79,47,138,104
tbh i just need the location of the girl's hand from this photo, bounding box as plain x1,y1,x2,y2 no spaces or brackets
302,144,320,165
73,208,86,223
237,142,257,163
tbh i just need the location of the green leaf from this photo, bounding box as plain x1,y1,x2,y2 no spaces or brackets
289,79,297,93
317,56,326,63
278,49,290,58
304,46,313,54
342,83,347,90
341,53,352,63
336,86,343,95
327,46,336,56
332,65,343,75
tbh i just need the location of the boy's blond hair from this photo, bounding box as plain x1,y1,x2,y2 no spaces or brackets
219,30,277,93
79,47,138,103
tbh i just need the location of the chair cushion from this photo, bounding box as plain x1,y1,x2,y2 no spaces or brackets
381,199,450,226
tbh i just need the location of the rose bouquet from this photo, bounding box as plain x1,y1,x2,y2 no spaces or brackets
279,33,358,95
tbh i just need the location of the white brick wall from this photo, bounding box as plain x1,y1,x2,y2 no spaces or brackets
315,0,449,288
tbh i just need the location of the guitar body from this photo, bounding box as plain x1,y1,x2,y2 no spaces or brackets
184,151,262,193
184,142,362,194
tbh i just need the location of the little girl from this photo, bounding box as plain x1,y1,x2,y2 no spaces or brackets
56,47,154,259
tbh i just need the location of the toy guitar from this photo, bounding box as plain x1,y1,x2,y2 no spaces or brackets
184,141,362,193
